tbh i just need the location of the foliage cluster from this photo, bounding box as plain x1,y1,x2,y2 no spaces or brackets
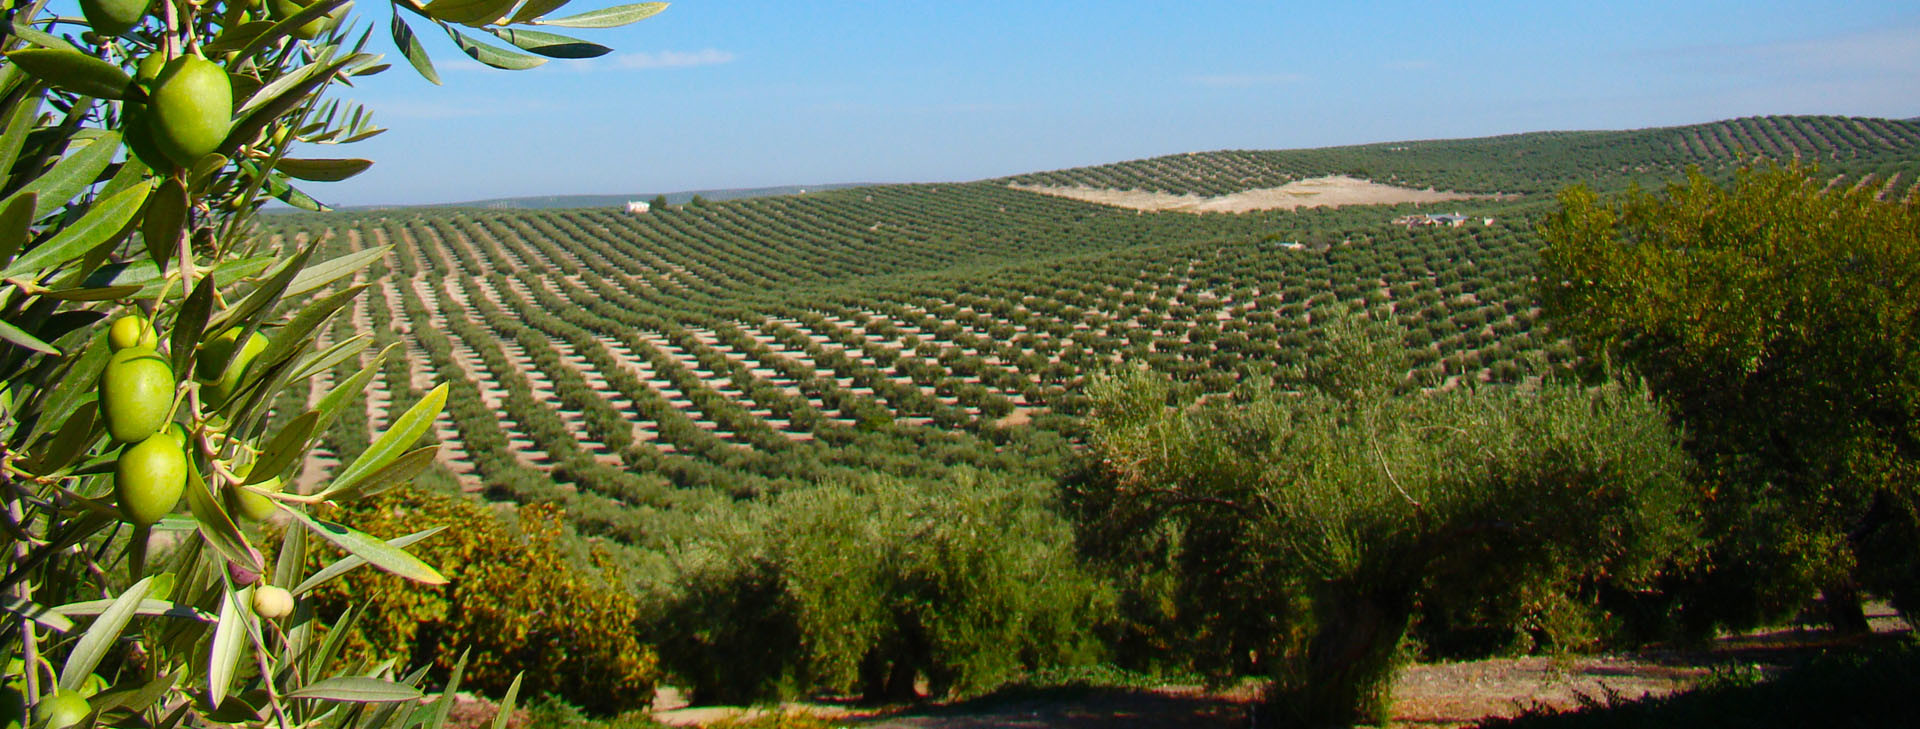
1073,315,1698,727
0,0,663,725
304,487,660,714
643,471,1111,706
1539,164,1920,635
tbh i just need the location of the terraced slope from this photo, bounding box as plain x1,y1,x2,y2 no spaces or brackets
1005,115,1920,195
264,114,1920,544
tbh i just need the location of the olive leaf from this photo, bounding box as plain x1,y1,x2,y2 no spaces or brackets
277,506,449,585
286,677,424,703
0,595,76,633
491,674,523,729
443,25,547,70
51,598,217,623
3,48,134,100
483,27,611,59
184,462,263,573
286,244,387,299
506,0,572,24
0,178,150,278
292,527,444,596
0,192,37,267
59,575,156,691
250,411,318,485
286,334,371,384
391,14,442,85
0,318,59,356
320,382,446,499
141,177,190,271
208,586,250,708
4,129,123,220
0,91,44,190
531,1,667,28
274,157,373,182
420,0,521,26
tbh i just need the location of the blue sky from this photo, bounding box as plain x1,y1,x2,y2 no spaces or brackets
305,0,1920,206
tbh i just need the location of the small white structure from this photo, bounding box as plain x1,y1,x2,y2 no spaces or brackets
625,200,651,214
1392,211,1480,228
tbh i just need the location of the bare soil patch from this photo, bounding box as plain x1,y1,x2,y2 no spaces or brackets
1010,175,1498,213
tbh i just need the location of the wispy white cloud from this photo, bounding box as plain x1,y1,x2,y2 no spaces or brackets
806,100,1019,115
1661,24,1920,77
1189,72,1307,88
605,49,738,71
360,95,566,120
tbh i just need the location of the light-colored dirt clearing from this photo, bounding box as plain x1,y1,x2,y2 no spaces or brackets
1010,175,1497,213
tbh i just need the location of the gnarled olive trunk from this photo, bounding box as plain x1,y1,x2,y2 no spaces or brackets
1267,579,1416,729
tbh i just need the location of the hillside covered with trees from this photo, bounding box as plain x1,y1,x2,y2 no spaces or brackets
243,115,1920,725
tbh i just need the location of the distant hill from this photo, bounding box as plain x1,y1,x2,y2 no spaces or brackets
413,184,870,211
1002,115,1920,197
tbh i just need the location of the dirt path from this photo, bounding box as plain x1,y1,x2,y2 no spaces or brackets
653,609,1912,729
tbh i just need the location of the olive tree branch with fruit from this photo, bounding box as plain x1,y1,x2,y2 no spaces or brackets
0,0,667,726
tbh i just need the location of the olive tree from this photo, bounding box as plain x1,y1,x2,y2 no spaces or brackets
1538,164,1920,633
0,0,661,726
648,471,1112,705
1076,313,1697,728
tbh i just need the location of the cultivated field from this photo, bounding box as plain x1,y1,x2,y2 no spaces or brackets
264,114,1920,541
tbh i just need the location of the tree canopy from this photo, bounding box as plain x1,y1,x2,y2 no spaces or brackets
1538,164,1920,631
1077,345,1697,727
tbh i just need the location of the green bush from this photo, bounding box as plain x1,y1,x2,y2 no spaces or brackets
1539,164,1920,635
646,471,1113,704
308,487,660,714
1076,351,1698,727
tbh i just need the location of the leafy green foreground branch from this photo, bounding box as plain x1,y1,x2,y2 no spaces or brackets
1,0,662,726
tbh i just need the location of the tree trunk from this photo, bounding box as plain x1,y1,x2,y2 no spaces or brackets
858,649,922,704
1822,581,1871,634
1267,580,1415,728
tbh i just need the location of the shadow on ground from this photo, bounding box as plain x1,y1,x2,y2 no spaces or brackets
851,686,1252,729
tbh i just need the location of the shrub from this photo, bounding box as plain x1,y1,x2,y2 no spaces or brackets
1076,366,1697,728
647,471,1113,704
308,489,660,714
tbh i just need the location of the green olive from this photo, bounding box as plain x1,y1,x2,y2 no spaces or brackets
269,0,347,40
100,347,174,443
77,674,107,699
30,400,99,474
197,328,269,406
115,434,187,527
121,102,174,173
135,53,165,85
29,690,88,729
108,315,159,351
252,585,294,619
78,0,150,37
148,54,232,168
229,473,284,521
